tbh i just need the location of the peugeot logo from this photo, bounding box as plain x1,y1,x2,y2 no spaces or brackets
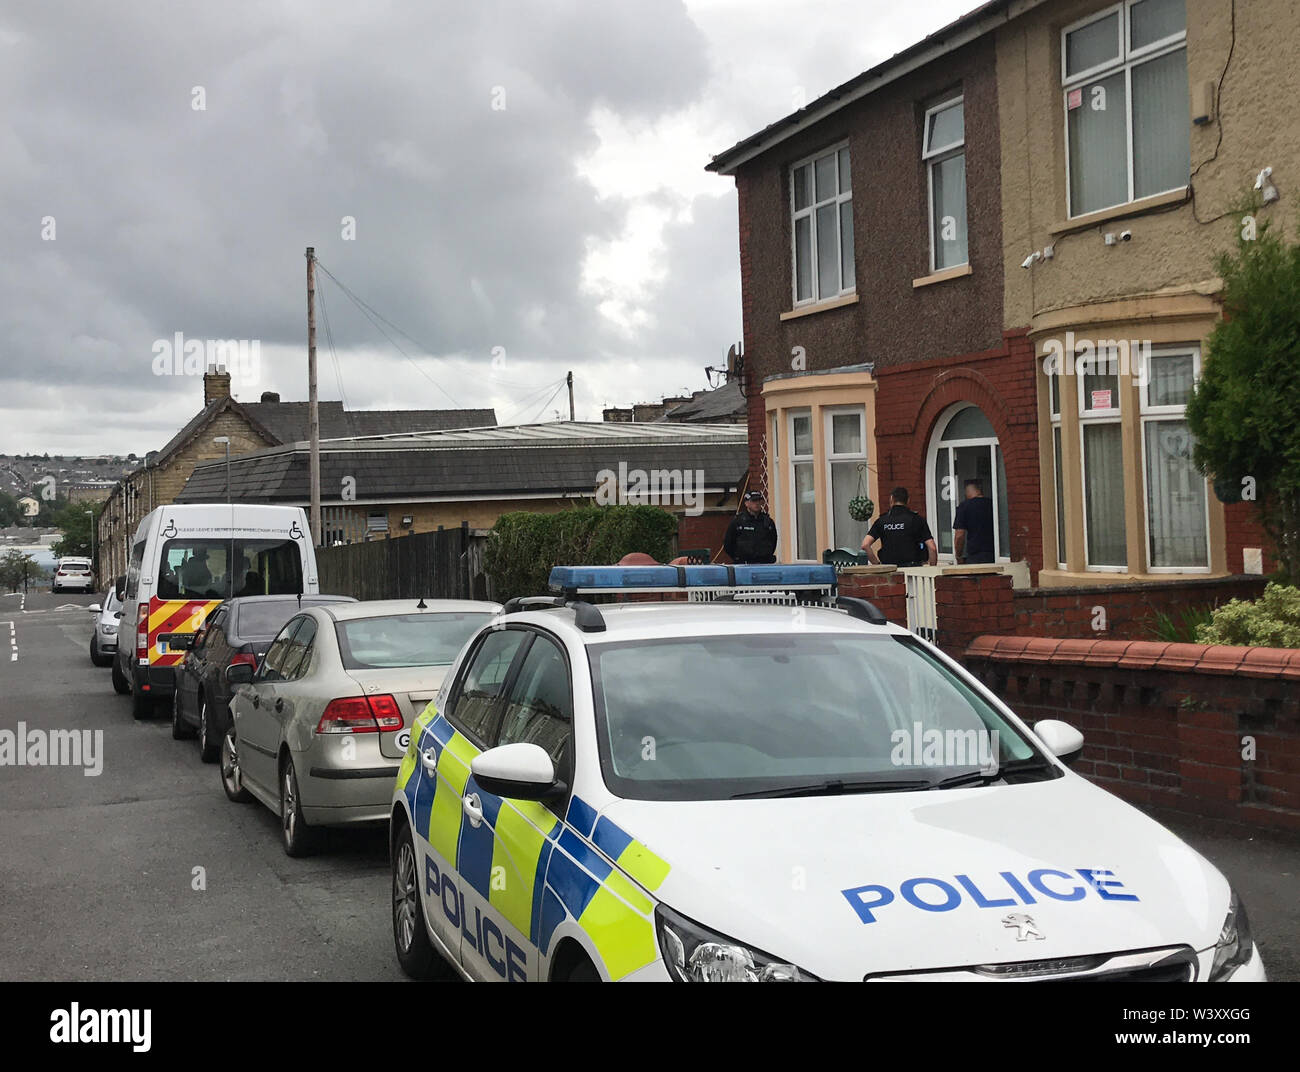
1002,913,1046,941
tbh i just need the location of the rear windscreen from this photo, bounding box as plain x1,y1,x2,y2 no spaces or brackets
234,601,299,639
335,613,491,669
157,538,303,600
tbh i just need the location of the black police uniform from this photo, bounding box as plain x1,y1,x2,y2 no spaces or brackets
724,510,778,564
867,505,933,567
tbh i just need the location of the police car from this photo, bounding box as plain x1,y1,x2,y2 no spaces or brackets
388,565,1266,982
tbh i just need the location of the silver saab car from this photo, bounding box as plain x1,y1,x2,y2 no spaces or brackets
222,598,501,856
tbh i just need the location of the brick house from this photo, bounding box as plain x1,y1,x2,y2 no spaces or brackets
707,0,1292,587
94,369,493,580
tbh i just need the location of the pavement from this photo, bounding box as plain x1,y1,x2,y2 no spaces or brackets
0,585,1295,981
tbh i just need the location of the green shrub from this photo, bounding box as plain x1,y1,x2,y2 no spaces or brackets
484,505,679,601
1147,604,1215,644
1194,583,1300,648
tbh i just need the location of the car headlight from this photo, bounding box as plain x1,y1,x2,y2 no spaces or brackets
654,904,815,982
1209,891,1254,981
100,623,118,635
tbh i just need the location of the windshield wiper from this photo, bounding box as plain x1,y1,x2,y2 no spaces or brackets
732,778,932,799
927,757,1058,790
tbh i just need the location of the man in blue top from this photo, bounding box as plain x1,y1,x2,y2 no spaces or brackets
953,478,995,564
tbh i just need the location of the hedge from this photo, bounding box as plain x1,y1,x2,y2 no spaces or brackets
483,505,679,601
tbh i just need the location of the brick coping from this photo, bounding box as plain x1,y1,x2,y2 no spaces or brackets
1014,575,1266,599
965,635,1300,679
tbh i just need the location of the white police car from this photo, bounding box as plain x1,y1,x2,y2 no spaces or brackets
388,565,1266,982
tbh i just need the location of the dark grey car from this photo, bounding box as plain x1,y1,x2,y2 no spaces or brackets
172,594,356,761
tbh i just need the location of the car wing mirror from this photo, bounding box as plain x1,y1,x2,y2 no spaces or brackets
1033,719,1084,766
87,604,101,613
470,743,565,801
226,663,256,686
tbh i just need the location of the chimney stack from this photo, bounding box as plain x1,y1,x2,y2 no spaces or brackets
204,368,232,405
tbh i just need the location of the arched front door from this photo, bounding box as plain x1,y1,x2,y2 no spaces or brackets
926,404,1010,562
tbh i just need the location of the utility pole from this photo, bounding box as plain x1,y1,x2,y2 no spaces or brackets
306,247,321,546
567,370,574,421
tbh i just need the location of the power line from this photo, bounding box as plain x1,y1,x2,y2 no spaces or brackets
500,377,568,425
521,381,568,425
316,275,349,410
314,262,462,407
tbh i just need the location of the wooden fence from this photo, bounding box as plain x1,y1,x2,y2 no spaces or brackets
316,524,492,602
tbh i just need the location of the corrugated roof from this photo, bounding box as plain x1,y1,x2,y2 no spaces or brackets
176,421,748,504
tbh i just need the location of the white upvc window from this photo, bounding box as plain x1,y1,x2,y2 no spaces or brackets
1062,0,1189,217
1049,372,1067,569
823,406,869,551
790,144,854,306
768,412,782,558
1077,347,1127,570
1140,346,1209,571
923,95,968,272
787,410,817,560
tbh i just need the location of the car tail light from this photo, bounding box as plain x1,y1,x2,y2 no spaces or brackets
229,652,258,668
136,604,149,662
315,694,404,734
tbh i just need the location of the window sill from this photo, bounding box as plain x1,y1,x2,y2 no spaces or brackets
912,264,972,289
1049,187,1189,236
780,293,859,321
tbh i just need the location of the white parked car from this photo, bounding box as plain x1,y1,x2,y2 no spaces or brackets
87,584,124,667
53,557,95,593
388,565,1266,983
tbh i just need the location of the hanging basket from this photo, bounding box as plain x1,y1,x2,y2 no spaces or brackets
847,464,873,522
848,496,875,522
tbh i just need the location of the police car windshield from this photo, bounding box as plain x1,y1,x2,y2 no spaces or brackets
587,633,1044,801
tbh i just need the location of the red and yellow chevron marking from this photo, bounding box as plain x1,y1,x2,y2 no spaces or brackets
147,597,220,667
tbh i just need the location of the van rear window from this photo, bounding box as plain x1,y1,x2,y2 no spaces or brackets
157,539,303,600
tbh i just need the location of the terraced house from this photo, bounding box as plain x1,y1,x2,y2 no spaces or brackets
708,0,1294,586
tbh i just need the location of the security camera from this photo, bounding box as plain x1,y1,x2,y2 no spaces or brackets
1120,230,1132,242
1021,251,1041,269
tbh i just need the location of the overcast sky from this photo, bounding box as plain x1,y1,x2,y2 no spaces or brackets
0,0,978,456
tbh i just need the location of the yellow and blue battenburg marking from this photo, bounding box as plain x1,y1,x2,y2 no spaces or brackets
401,707,672,980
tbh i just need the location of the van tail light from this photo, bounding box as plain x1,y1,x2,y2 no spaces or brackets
315,694,404,734
136,605,149,662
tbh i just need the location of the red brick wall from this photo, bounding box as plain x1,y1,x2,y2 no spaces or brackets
1014,576,1269,640
935,573,1016,653
874,330,1043,575
677,511,736,563
965,636,1300,836
838,570,908,625
1223,501,1274,576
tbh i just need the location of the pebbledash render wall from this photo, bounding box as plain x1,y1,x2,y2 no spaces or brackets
995,0,1296,582
730,30,1035,566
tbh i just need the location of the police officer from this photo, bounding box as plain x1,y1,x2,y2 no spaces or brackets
953,478,996,564
861,487,938,567
724,490,778,564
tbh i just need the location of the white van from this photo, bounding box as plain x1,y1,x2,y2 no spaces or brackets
112,504,320,719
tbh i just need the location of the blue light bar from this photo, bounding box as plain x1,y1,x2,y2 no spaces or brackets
548,564,837,592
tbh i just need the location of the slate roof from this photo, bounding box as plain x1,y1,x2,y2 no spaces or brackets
176,422,749,504
150,397,496,469
660,382,745,423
